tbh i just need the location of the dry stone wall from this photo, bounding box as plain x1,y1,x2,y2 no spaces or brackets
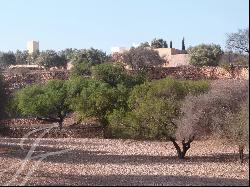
2,70,69,94
1,66,248,94
0,125,104,138
146,66,249,80
0,117,104,138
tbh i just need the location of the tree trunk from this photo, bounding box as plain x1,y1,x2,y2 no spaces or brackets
170,136,194,159
239,145,244,164
58,120,63,131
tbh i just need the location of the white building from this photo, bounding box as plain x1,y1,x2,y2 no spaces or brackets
27,40,39,54
111,47,129,54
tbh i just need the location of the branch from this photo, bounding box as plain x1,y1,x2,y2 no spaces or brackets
170,136,182,156
36,117,60,123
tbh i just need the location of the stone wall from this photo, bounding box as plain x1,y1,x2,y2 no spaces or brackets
2,70,69,94
1,66,248,94
146,66,249,80
0,125,104,139
0,117,104,138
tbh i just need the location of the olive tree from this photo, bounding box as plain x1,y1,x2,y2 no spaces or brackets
151,38,168,48
187,44,224,66
58,48,79,61
35,50,66,68
15,50,29,65
0,51,16,68
123,47,165,72
71,48,110,65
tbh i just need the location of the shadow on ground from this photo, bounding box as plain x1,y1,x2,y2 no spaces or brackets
0,142,248,165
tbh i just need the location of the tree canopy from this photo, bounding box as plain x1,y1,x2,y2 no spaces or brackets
0,52,16,68
35,50,66,68
175,80,249,160
71,48,110,65
226,28,249,54
123,47,165,72
151,38,168,49
187,44,224,66
15,80,71,129
91,63,145,88
108,77,210,140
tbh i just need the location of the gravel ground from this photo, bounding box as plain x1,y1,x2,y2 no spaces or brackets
0,138,249,186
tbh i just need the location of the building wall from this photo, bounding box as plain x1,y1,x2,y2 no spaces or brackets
162,54,189,67
154,48,189,67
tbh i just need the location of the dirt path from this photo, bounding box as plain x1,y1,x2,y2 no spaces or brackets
0,138,248,186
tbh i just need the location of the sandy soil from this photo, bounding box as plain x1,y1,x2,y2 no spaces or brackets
0,138,249,186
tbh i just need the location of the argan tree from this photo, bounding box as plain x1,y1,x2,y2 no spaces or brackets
173,80,249,160
15,80,71,130
108,77,210,140
91,63,145,88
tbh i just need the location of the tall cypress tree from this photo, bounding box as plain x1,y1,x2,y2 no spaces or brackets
182,37,186,51
170,41,173,48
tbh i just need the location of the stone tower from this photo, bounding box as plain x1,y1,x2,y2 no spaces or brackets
27,40,39,54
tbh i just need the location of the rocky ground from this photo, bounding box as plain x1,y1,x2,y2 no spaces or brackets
0,138,249,186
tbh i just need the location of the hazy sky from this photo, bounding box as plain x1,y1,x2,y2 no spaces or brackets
0,0,249,53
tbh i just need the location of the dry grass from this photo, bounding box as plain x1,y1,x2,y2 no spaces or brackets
0,138,249,186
